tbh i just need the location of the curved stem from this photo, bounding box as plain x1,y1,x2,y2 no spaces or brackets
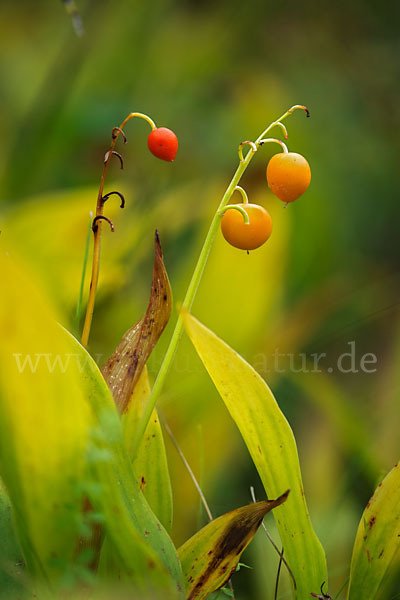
218,204,250,224
80,112,156,348
102,191,125,208
131,105,309,454
92,215,114,233
256,104,309,143
258,138,288,153
276,121,288,139
233,185,249,204
238,140,257,162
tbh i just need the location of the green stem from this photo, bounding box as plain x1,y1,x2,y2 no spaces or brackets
333,577,349,600
131,105,308,456
219,204,250,224
132,155,251,456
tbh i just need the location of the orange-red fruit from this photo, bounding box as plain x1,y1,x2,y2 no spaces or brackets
221,203,272,251
147,127,178,162
266,152,311,203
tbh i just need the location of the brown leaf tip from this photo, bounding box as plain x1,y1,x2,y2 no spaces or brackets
276,489,290,505
154,228,163,257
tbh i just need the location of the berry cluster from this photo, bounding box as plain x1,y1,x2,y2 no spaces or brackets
221,151,311,251
143,118,311,254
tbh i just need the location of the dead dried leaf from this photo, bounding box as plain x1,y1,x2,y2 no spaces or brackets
101,231,172,413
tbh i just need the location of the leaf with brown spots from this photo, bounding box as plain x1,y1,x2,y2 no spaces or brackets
347,462,400,600
178,492,289,600
181,310,327,597
101,231,172,413
122,367,173,532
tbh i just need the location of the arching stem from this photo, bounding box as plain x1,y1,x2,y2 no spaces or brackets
80,112,156,348
131,104,309,456
218,203,250,224
233,185,249,204
238,140,257,162
258,138,288,153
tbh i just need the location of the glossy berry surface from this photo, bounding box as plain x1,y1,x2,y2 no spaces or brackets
221,203,272,251
147,127,178,162
266,152,311,203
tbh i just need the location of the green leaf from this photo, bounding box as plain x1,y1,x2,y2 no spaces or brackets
0,248,183,597
182,310,327,598
63,329,184,598
122,367,173,531
0,479,26,598
178,493,289,600
347,462,400,600
0,250,97,589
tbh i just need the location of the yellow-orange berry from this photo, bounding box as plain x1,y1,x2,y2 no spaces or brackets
221,204,272,250
266,152,311,203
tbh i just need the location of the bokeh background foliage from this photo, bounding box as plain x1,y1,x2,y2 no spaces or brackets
0,0,399,598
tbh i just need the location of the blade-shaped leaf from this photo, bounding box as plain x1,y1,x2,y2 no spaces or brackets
122,367,173,531
101,231,172,413
63,329,185,598
178,493,289,600
0,250,95,588
182,310,327,598
0,248,183,597
347,462,400,600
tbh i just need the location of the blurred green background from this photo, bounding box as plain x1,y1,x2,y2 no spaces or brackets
1,0,399,598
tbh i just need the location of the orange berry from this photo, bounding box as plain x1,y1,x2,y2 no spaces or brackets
266,152,311,203
221,204,272,251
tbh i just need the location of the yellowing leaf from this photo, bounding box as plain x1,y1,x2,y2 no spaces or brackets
122,367,173,531
347,462,400,600
182,310,327,598
99,231,174,532
101,231,172,413
0,248,183,596
178,493,288,600
0,250,93,588
63,330,184,598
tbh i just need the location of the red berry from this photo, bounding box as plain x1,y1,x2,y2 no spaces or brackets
147,127,178,162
